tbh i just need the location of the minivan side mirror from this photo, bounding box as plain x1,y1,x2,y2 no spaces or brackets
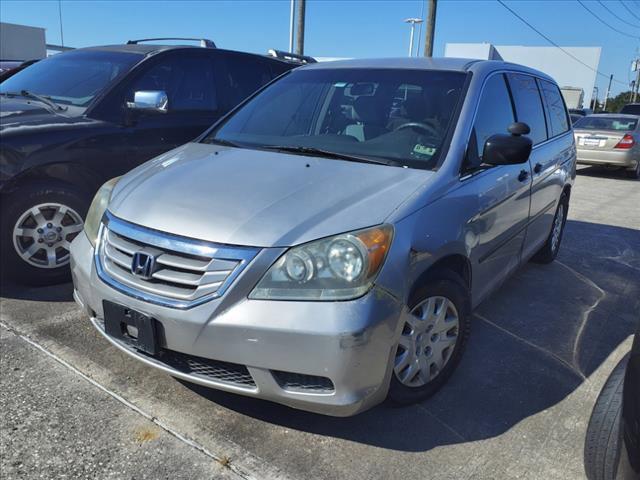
126,90,168,113
482,122,532,166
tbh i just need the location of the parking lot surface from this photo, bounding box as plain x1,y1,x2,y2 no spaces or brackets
1,166,639,480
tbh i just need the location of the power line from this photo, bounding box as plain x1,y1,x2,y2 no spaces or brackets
620,1,640,23
596,0,640,29
496,0,628,86
577,0,640,39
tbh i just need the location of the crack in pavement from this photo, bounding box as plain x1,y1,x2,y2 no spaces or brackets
474,313,586,381
555,261,607,376
415,403,468,442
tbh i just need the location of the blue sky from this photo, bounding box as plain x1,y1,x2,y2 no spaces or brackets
2,0,638,98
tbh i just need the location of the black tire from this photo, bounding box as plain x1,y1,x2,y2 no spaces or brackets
531,192,569,264
387,270,471,406
626,162,640,180
0,181,91,286
584,355,628,480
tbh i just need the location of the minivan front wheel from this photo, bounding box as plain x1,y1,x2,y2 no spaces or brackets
388,271,471,405
1,182,90,285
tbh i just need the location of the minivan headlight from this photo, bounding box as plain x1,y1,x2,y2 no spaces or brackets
250,225,393,301
84,177,120,247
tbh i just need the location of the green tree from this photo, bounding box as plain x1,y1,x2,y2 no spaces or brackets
602,91,635,113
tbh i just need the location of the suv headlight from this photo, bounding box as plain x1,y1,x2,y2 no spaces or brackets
250,225,393,301
84,177,120,247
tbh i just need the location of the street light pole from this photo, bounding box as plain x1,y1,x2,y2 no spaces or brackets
404,18,423,57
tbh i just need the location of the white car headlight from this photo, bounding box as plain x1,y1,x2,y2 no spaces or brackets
84,177,120,247
250,225,393,301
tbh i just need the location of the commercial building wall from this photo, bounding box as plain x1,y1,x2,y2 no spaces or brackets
0,22,47,61
445,43,601,107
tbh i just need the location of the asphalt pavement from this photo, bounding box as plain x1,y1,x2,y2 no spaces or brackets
1,165,639,480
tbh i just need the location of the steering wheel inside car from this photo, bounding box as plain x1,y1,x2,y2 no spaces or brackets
393,122,441,138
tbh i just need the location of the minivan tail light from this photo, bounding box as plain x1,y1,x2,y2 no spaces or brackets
614,134,635,149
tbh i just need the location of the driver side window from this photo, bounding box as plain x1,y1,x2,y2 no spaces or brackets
126,55,218,112
465,74,515,172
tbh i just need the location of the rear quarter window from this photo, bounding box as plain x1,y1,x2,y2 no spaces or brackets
539,80,570,137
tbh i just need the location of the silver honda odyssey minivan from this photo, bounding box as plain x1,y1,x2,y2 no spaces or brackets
71,58,576,416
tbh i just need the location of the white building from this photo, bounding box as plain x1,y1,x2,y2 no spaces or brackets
0,22,47,61
444,43,601,108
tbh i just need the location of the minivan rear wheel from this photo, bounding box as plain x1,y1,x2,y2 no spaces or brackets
387,270,471,405
531,192,569,264
1,181,90,286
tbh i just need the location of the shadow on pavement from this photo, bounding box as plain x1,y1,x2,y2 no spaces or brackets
577,165,637,181
0,280,74,303
183,219,640,451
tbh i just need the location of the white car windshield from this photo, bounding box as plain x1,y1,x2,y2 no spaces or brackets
206,68,468,169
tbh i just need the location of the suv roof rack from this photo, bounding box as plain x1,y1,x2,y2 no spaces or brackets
127,38,216,48
267,49,316,64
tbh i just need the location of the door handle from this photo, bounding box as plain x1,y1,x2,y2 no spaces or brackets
518,169,529,182
534,163,543,174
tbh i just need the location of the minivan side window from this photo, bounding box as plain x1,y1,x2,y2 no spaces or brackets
127,55,218,112
539,80,569,137
506,73,547,145
465,73,515,171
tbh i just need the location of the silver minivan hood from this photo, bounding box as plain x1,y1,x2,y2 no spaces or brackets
109,142,432,247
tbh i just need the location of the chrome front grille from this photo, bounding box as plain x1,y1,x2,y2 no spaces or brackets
96,212,259,309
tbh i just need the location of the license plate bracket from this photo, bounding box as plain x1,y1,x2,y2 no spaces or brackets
103,301,159,355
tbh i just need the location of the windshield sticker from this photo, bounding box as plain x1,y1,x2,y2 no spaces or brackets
333,82,347,88
413,144,436,156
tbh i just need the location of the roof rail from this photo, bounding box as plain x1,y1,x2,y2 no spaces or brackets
267,49,316,64
127,38,216,48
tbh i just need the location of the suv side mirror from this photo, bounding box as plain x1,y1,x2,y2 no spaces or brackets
482,122,532,166
126,90,168,113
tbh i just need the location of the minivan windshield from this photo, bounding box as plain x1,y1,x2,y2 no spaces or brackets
204,68,468,169
573,116,638,132
0,50,141,109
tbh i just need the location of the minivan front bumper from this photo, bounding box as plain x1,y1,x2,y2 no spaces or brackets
71,232,404,416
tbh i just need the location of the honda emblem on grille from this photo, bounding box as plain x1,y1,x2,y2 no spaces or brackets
131,251,156,280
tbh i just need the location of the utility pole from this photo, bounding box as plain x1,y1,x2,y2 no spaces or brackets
424,0,437,57
632,59,639,103
603,74,613,112
591,86,599,112
289,0,295,53
404,18,423,57
295,0,306,56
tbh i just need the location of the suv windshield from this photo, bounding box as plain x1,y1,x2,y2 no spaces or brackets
204,68,468,169
574,116,638,131
0,50,141,109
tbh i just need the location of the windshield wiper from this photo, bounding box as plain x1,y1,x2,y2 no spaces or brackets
206,138,242,148
1,90,67,111
260,145,392,166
